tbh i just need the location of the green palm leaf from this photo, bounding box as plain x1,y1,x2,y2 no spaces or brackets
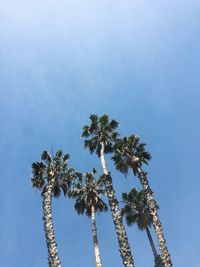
82,114,119,156
69,169,108,217
31,149,76,197
121,188,153,230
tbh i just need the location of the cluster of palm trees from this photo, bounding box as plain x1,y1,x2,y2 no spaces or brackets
31,114,172,267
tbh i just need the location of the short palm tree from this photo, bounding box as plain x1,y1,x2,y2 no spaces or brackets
112,135,172,267
121,188,163,267
82,114,135,267
69,168,107,267
31,150,75,267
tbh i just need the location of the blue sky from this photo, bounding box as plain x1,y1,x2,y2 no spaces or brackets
0,1,200,266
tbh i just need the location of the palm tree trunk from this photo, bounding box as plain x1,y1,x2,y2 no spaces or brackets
100,142,135,267
145,226,158,260
43,178,62,267
91,205,103,267
136,167,172,267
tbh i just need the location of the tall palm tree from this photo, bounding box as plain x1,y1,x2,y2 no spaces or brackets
69,168,107,267
112,135,172,267
121,188,163,267
82,114,135,267
31,150,75,267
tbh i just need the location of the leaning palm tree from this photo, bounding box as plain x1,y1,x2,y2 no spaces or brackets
31,150,75,267
69,168,107,267
112,135,172,267
82,114,135,267
121,188,163,267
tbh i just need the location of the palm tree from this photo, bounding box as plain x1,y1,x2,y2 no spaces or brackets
121,188,163,267
82,114,135,267
31,150,75,267
112,135,172,267
69,168,107,267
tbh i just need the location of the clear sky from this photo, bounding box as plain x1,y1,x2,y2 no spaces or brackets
0,1,200,267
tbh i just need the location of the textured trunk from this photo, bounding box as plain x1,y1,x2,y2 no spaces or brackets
145,226,158,260
136,167,172,267
91,205,103,267
43,177,62,267
100,142,134,267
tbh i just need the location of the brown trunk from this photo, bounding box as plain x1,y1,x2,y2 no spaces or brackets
42,177,62,267
100,142,135,267
145,226,158,259
91,205,103,267
137,167,172,267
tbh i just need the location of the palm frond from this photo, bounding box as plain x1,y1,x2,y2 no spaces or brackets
90,114,98,123
112,135,151,176
109,119,119,130
53,183,62,198
99,114,109,125
41,151,52,165
70,169,108,217
55,149,62,159
82,125,91,137
31,149,76,198
63,153,70,161
31,177,45,189
82,114,119,156
121,188,153,230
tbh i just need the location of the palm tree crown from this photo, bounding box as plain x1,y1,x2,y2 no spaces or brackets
112,135,151,175
31,149,76,196
122,188,164,267
121,188,152,230
82,114,119,156
69,168,108,217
